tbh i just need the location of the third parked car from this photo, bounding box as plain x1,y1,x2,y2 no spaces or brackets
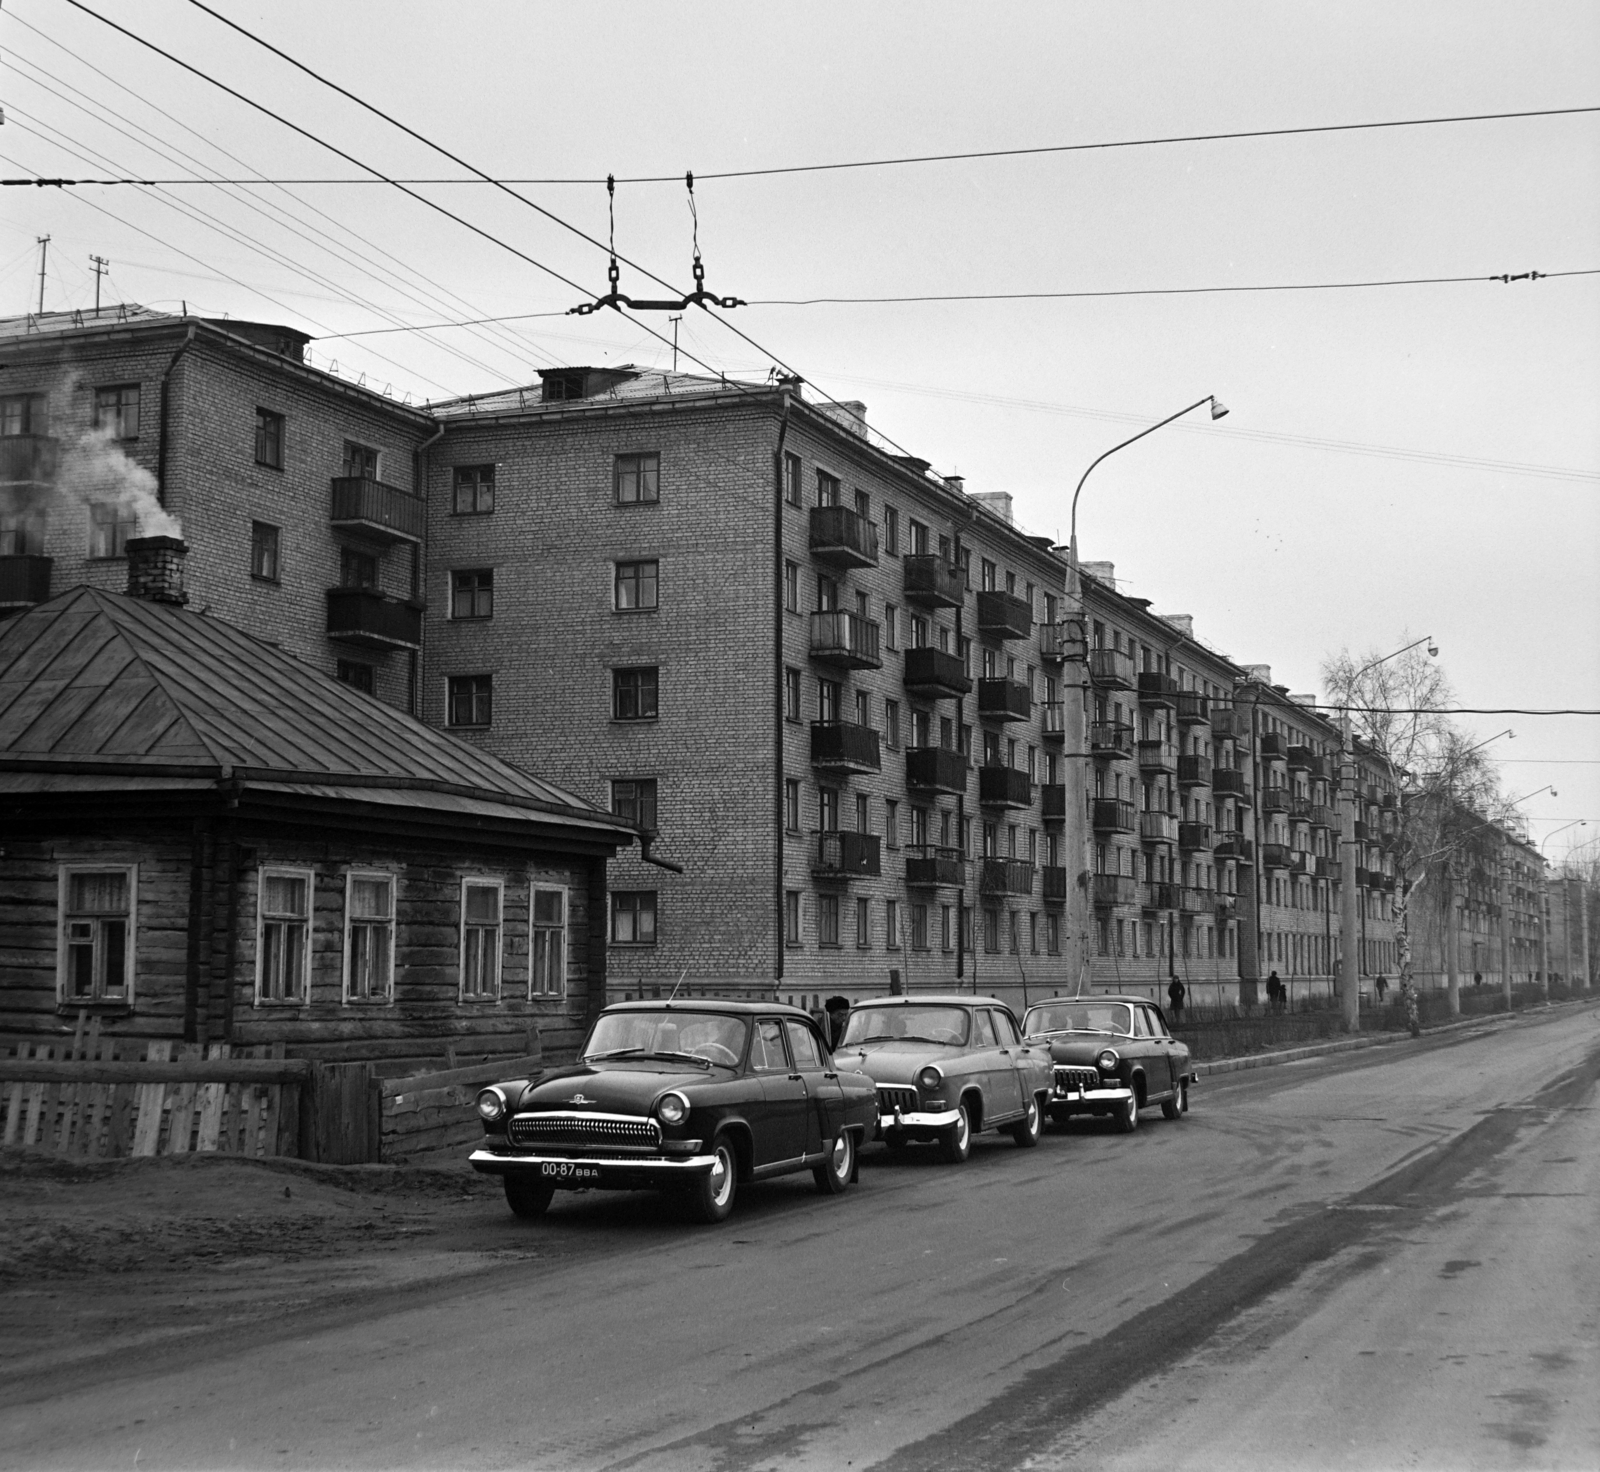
1021,995,1194,1131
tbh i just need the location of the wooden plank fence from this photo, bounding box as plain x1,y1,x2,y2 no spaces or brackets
381,1052,544,1165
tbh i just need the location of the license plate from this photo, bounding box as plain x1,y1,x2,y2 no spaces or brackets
540,1162,601,1182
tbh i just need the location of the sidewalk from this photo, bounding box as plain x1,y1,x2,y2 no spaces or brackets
1198,994,1599,1078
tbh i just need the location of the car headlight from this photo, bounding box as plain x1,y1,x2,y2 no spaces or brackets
1095,1048,1120,1073
656,1091,689,1126
476,1086,507,1122
916,1065,943,1092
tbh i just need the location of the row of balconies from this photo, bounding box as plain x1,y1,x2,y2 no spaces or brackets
811,835,1063,901
1090,874,1242,913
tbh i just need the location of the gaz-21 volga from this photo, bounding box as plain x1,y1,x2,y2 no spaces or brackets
1021,996,1194,1131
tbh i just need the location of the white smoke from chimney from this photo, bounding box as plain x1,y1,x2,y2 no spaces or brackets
55,426,183,539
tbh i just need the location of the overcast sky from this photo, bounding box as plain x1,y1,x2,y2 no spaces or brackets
5,0,1597,861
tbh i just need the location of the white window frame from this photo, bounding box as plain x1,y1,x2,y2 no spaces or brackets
459,876,504,1002
530,884,568,998
342,869,397,1004
57,863,138,1006
255,866,314,1006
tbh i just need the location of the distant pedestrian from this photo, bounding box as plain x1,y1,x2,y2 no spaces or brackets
824,995,851,1049
1267,970,1284,1013
1474,971,1483,988
1374,974,1388,1004
1167,976,1186,1021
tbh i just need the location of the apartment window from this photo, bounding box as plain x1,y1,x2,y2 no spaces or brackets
451,569,494,619
460,879,503,999
856,792,870,833
984,906,1001,954
818,678,841,724
254,407,284,469
94,384,140,441
884,699,901,750
785,890,801,945
341,547,377,589
453,465,495,515
88,502,137,559
784,667,801,723
343,441,378,480
615,559,659,612
1029,911,1039,955
784,561,799,612
817,574,838,612
344,872,394,1002
612,777,658,832
816,470,840,507
886,898,900,949
59,866,135,1004
613,666,658,721
911,903,930,951
0,510,44,556
250,521,280,582
909,615,928,649
531,887,566,995
615,453,660,505
911,806,930,848
856,896,870,949
941,905,953,952
256,868,311,1004
819,893,841,947
1047,914,1061,955
447,674,493,727
819,787,839,833
785,778,801,833
885,798,899,849
783,452,802,507
981,558,997,592
336,660,375,695
612,891,657,945
0,391,46,436
884,506,899,556
908,518,929,555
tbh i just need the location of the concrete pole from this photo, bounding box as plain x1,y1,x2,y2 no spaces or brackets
1445,882,1460,1016
1582,878,1592,992
1498,841,1513,1010
1537,879,1549,999
1338,713,1361,1032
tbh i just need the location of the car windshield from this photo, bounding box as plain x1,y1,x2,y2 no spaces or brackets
1023,1002,1133,1037
839,1005,971,1047
583,1011,749,1067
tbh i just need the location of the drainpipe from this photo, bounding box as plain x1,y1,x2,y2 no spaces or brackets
773,390,793,992
156,321,198,512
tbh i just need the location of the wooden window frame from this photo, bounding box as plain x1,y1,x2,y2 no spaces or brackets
530,886,568,997
611,889,658,947
57,863,137,1007
459,876,504,1002
342,870,396,1004
255,866,313,1006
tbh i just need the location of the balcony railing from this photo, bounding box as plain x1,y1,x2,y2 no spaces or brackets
1041,783,1066,821
1179,822,1212,852
1179,887,1211,914
902,646,970,699
904,845,965,888
975,589,1032,641
1212,767,1247,799
1261,842,1291,870
1140,810,1176,844
813,830,881,879
1289,850,1311,874
325,588,423,649
1093,873,1139,908
1211,706,1249,743
1090,722,1134,760
1039,621,1083,663
1142,881,1178,910
901,554,964,607
0,434,60,485
1353,819,1371,842
1092,798,1137,834
1214,831,1254,863
329,476,426,544
906,745,968,795
1175,690,1211,726
810,720,881,774
809,610,881,669
1177,754,1213,787
978,764,1032,808
1287,744,1315,771
1088,647,1135,688
808,504,879,567
1041,701,1066,742
1137,671,1178,708
979,858,1035,896
977,677,1031,722
1042,866,1069,904
1259,731,1287,760
1260,787,1291,813
1303,753,1328,781
0,554,52,609
1138,739,1177,773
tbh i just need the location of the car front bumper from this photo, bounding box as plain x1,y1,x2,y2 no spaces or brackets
877,1106,962,1137
469,1147,717,1189
1047,1082,1134,1110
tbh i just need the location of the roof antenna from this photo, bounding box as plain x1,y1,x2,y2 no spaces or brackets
666,965,689,1001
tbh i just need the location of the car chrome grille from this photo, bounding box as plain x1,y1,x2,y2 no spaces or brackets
1053,1066,1100,1093
507,1112,660,1150
877,1085,920,1115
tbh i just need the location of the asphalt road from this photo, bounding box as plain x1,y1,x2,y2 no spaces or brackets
6,1003,1599,1472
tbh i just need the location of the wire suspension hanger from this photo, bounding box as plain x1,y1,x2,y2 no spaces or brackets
570,172,745,315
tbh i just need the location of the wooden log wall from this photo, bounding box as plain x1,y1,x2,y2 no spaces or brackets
380,1049,544,1166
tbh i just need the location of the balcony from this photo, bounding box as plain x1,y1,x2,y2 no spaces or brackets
1093,873,1139,908
808,504,879,568
1176,691,1210,725
1352,819,1371,843
906,745,968,795
810,720,881,774
1137,671,1178,708
329,476,426,544
0,434,60,486
810,610,881,669
1260,787,1291,814
1178,754,1213,787
1041,783,1067,821
1140,810,1176,845
1308,803,1333,829
1092,798,1137,834
902,646,970,699
1090,722,1134,761
1088,647,1135,688
325,588,423,649
975,589,1032,641
1314,855,1335,879
1287,744,1315,771
1211,706,1249,744
901,553,964,607
1289,794,1314,823
1042,866,1070,904
1215,893,1238,920
1138,739,1177,773
1303,753,1328,781
1179,887,1211,915
979,858,1035,897
1179,822,1212,852
1259,731,1287,760
1142,881,1178,911
1261,842,1291,870
813,830,881,879
977,677,1031,723
904,845,964,888
0,554,52,611
1039,621,1082,663
978,764,1032,808
1289,850,1311,875
1214,831,1254,863
1041,701,1066,743
1212,767,1248,799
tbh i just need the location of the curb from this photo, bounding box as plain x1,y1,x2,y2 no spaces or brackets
1197,996,1597,1078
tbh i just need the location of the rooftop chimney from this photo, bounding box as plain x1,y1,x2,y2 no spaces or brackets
1242,663,1272,684
1079,560,1116,584
818,400,869,437
125,535,189,606
968,491,1013,524
1160,613,1195,640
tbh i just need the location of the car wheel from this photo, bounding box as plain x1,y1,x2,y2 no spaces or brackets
883,1130,911,1154
687,1136,738,1224
503,1174,555,1220
1116,1092,1140,1133
939,1103,972,1164
1009,1093,1043,1147
813,1129,855,1195
1162,1081,1188,1121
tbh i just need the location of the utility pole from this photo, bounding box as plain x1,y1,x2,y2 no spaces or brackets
36,236,50,314
1498,836,1512,1010
1338,713,1362,1032
90,255,110,315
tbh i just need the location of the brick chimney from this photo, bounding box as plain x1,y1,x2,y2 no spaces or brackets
125,534,189,606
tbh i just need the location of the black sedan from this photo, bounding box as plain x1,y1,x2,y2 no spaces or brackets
1021,996,1195,1131
469,1000,879,1223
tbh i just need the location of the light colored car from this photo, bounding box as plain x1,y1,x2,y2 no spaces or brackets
1021,996,1194,1132
835,994,1053,1162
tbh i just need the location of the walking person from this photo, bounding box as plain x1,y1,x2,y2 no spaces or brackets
1266,970,1283,1014
1167,975,1186,1021
1374,973,1388,1005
